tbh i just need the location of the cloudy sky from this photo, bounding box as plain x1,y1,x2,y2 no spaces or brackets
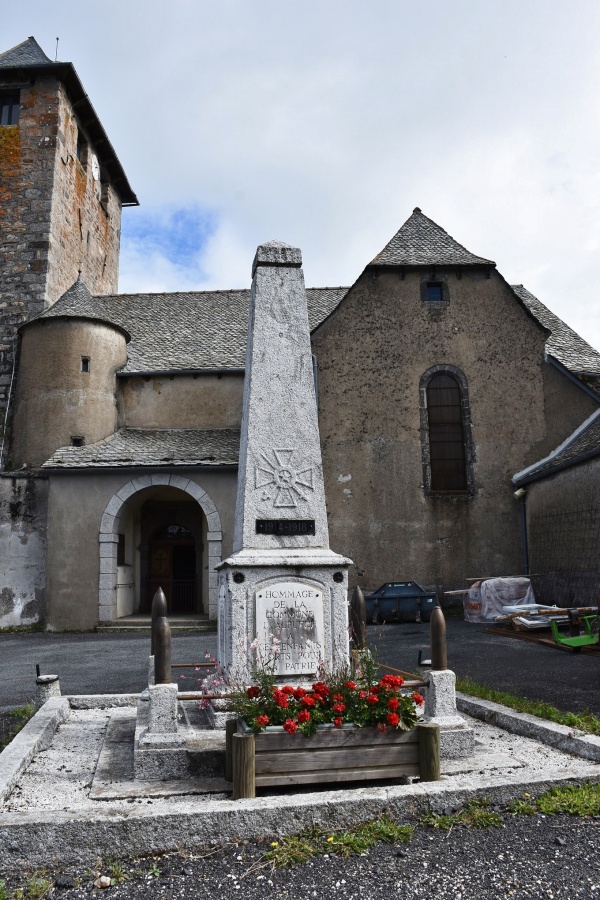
6,2,600,348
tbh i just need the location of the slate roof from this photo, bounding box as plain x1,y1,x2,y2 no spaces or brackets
37,285,348,372
511,285,600,375
513,409,600,485
0,37,52,67
42,428,240,470
370,208,495,267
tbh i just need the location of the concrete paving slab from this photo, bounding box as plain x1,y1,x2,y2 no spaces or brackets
91,710,230,799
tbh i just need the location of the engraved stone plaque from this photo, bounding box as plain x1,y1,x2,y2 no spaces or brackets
255,581,324,676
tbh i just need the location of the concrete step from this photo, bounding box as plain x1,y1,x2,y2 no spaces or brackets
97,616,216,633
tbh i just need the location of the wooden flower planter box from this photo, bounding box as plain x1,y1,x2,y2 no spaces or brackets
226,720,440,800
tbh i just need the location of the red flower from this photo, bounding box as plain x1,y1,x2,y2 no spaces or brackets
345,681,357,690
366,694,379,705
293,687,307,700
282,685,295,694
297,709,311,723
332,702,346,714
283,719,298,734
377,722,387,733
333,693,344,703
312,682,330,696
380,674,404,688
333,717,343,728
387,697,399,710
302,695,316,707
412,692,424,706
273,691,289,709
246,686,261,698
358,690,368,700
256,715,269,727
386,712,400,727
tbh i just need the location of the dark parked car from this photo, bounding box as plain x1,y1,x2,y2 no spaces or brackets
365,582,436,624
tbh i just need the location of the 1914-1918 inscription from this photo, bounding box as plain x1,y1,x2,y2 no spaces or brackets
255,581,324,676
256,519,315,536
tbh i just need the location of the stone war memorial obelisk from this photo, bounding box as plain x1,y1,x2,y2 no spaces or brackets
217,241,351,684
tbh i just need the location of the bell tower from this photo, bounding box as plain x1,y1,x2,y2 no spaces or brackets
0,36,137,450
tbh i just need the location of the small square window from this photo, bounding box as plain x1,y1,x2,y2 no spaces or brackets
426,282,444,302
81,356,90,373
71,436,85,447
0,92,20,126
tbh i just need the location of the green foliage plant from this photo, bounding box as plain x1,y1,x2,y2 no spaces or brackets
228,647,423,735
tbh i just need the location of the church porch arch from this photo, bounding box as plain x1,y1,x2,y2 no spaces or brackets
98,474,222,623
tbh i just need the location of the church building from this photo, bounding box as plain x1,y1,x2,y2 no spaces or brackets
1,38,599,630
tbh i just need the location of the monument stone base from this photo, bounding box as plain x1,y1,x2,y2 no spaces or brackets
424,669,475,759
133,690,225,781
217,550,351,685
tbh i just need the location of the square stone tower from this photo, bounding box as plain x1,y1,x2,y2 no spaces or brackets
0,37,137,437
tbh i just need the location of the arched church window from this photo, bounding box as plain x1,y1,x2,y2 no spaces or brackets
420,367,474,495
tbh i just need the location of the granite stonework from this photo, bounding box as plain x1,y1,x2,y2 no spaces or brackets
133,694,225,781
424,669,474,759
217,242,351,683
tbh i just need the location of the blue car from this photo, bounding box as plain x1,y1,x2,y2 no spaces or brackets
365,582,436,624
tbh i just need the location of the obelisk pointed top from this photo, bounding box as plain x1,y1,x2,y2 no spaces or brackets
252,241,302,275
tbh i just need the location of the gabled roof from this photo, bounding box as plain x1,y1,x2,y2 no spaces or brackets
513,408,600,485
36,286,348,373
511,285,600,375
0,36,52,67
370,208,495,267
0,36,137,206
42,428,240,470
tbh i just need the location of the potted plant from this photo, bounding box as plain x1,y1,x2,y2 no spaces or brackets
225,651,439,798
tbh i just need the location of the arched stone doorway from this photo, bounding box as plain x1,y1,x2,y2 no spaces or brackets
98,474,222,623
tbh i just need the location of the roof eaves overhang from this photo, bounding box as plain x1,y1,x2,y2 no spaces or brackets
42,463,239,474
0,61,138,206
117,367,246,378
512,446,600,487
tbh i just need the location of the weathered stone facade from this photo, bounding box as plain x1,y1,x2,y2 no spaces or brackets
312,266,599,595
1,37,599,630
0,37,135,445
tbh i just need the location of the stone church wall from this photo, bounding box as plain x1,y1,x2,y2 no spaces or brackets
0,71,121,436
0,475,47,627
119,373,244,429
312,266,597,596
526,458,600,607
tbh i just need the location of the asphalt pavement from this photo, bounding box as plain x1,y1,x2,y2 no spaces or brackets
0,618,598,714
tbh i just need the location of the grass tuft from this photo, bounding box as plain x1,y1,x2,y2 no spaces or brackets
456,677,600,737
265,817,413,867
508,783,600,817
0,703,35,751
421,799,503,831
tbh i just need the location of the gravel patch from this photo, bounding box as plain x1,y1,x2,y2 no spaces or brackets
1,812,599,898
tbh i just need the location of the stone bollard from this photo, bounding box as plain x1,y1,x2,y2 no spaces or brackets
430,602,447,670
35,674,61,710
154,616,172,685
151,587,168,656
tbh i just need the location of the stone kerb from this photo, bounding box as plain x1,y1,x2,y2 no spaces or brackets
97,475,223,623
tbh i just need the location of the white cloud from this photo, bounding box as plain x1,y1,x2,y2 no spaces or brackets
6,0,600,347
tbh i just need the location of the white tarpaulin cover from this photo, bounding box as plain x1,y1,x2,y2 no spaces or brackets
463,577,535,623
